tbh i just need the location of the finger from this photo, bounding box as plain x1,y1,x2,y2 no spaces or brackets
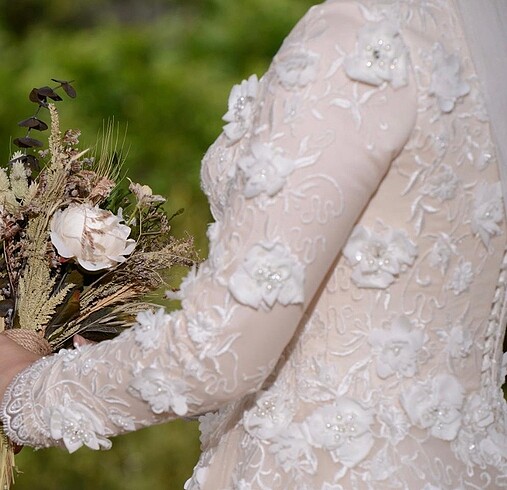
72,334,95,348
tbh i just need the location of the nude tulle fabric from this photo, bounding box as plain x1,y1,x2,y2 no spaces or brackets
2,1,507,488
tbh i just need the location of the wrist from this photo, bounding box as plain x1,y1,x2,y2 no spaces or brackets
0,334,42,402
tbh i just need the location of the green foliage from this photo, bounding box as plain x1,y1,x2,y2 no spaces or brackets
0,0,315,488
15,421,201,490
0,0,315,252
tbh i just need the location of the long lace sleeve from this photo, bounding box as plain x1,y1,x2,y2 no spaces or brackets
1,2,417,452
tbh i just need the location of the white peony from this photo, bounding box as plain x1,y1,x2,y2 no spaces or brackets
50,203,136,271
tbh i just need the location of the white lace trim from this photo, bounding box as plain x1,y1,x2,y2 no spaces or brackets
1,355,60,447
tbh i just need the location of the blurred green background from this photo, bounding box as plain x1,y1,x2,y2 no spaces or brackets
0,0,315,488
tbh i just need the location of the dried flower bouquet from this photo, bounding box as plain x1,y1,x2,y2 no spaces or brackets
0,81,198,489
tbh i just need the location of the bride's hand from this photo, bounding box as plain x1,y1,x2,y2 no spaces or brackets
0,333,41,402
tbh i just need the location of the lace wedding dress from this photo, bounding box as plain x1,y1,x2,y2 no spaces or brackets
2,1,507,488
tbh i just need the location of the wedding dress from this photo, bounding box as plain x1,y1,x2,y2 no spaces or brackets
2,1,507,488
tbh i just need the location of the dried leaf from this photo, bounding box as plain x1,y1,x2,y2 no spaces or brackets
62,83,76,98
18,117,48,131
29,88,45,104
29,86,62,105
36,86,62,101
13,137,43,148
51,79,77,99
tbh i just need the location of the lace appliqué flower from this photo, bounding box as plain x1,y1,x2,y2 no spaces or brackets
269,424,317,475
301,398,374,467
448,257,474,296
44,396,112,453
238,142,296,198
438,322,473,361
187,312,218,348
377,403,410,445
344,20,409,88
275,49,320,90
228,242,305,309
401,374,465,441
454,388,507,470
129,367,190,416
222,74,259,144
421,164,460,202
133,308,170,351
428,233,457,275
471,181,503,249
343,225,417,289
429,43,470,113
368,316,428,379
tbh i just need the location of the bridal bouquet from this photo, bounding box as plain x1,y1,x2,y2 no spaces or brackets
0,80,198,489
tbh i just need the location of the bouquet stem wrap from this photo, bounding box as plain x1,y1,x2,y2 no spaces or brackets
3,330,52,357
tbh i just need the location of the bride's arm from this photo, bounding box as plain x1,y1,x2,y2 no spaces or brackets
0,2,417,452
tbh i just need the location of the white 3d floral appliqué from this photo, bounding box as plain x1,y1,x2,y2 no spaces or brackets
222,74,259,144
129,367,190,416
344,20,409,88
228,242,305,309
400,374,464,441
238,142,296,198
133,308,170,351
470,181,504,249
45,396,112,453
243,390,294,440
429,43,470,113
343,225,417,289
301,398,374,467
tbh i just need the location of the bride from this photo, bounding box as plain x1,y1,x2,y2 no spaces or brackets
1,1,506,488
